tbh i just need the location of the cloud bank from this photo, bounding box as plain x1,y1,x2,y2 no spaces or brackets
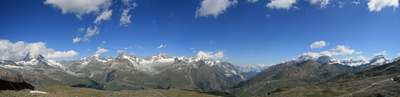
0,40,79,61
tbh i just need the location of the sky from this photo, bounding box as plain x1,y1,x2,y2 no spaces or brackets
1,0,400,66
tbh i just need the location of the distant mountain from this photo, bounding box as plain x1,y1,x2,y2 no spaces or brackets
229,60,367,97
0,53,102,89
1,52,245,92
284,54,390,66
228,54,396,97
86,52,246,91
236,64,276,79
265,60,400,97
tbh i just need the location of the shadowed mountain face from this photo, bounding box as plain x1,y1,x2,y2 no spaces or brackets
265,60,400,97
229,60,368,97
0,71,34,90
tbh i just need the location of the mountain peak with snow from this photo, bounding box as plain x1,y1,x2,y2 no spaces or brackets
316,56,334,64
22,53,46,62
369,54,390,65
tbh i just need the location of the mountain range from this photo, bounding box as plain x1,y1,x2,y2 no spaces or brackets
229,54,399,97
264,59,400,97
1,51,399,96
0,51,245,92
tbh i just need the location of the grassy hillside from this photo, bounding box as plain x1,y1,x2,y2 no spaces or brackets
0,85,219,97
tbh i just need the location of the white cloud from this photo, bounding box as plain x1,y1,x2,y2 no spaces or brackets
374,51,387,56
303,45,355,57
73,37,82,43
266,14,271,18
46,50,79,59
210,41,216,44
191,48,194,50
157,44,167,49
100,41,106,46
248,0,259,3
339,2,344,8
195,0,238,18
266,0,297,9
73,26,100,43
196,50,225,60
357,55,367,60
310,41,327,49
116,50,124,53
398,53,400,56
355,52,362,54
331,45,355,55
352,0,360,5
87,49,90,51
94,9,113,24
308,0,330,8
120,1,137,26
95,47,109,54
135,45,144,49
368,0,399,12
120,8,132,26
44,0,112,20
85,26,100,39
0,40,79,61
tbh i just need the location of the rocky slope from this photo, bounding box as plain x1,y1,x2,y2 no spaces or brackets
264,60,400,97
229,60,368,97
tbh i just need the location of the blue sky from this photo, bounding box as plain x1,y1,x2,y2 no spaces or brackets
1,0,400,66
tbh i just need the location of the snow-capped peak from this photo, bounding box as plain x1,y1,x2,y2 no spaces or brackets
284,54,316,65
78,53,110,64
15,53,63,68
315,56,334,64
369,54,390,65
393,56,400,62
22,53,46,62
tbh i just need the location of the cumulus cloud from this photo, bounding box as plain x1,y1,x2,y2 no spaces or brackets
195,50,225,60
120,0,137,26
368,0,399,12
355,52,362,54
195,0,238,18
44,0,112,20
0,40,79,61
303,45,356,57
94,9,113,24
308,0,330,8
248,0,259,3
157,44,167,49
266,0,297,9
95,47,109,54
310,41,328,49
374,51,387,56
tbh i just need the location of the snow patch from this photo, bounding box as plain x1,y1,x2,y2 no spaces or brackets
30,91,48,94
